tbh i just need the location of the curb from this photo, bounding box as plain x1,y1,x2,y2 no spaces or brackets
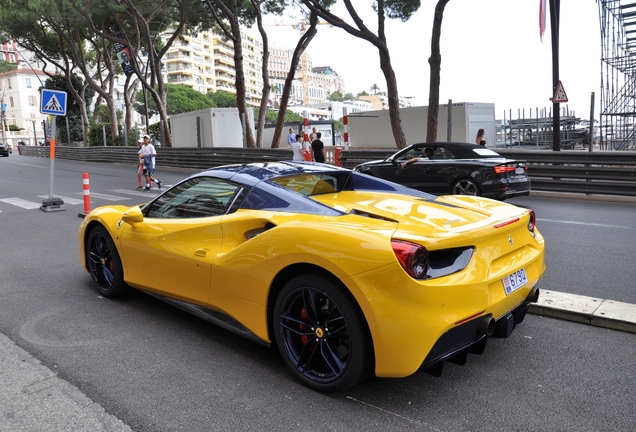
528,289,636,334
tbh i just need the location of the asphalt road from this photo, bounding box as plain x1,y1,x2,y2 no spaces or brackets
1,155,635,431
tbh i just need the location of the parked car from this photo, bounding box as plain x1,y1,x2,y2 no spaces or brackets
354,142,531,200
0,142,10,157
78,162,545,392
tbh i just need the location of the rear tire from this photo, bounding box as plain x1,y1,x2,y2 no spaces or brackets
273,274,373,392
452,178,480,196
86,226,128,297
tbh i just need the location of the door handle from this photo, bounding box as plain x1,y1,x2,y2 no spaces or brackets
194,249,208,257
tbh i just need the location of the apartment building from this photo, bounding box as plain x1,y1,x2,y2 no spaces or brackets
163,30,263,107
268,48,346,107
1,40,19,63
0,68,47,145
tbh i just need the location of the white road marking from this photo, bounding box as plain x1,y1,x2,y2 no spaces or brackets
37,195,84,205
80,192,131,201
0,197,42,209
109,188,160,197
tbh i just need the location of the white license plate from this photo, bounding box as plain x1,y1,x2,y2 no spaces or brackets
515,167,525,175
502,268,528,295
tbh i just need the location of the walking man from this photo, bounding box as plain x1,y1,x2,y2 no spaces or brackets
140,134,163,192
311,132,325,163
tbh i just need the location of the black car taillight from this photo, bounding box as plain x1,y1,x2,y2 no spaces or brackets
392,240,428,278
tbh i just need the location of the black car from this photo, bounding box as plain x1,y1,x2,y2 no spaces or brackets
0,142,10,157
353,142,531,200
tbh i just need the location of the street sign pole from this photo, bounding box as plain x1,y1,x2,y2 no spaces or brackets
48,117,56,198
40,89,68,212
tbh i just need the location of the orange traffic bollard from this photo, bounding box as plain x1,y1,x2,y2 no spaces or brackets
81,173,90,217
335,147,342,167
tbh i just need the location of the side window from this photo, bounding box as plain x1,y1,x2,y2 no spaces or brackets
433,147,455,160
145,177,242,219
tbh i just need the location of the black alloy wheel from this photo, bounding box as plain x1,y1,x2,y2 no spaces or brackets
273,274,373,392
452,178,480,196
86,226,127,297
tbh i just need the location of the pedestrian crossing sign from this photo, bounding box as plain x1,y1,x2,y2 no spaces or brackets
41,89,68,116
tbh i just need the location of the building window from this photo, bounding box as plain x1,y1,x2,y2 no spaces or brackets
6,78,11,89
9,96,14,107
25,77,32,88
29,95,35,106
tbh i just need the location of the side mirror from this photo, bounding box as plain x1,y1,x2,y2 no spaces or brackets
122,206,144,224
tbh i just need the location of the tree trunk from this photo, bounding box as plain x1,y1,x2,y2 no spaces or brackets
426,0,450,143
271,13,318,148
251,0,270,149
378,42,406,148
230,20,255,148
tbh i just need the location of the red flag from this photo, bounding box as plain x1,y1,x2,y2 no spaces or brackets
540,0,548,42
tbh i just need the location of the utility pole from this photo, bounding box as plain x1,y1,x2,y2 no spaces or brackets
550,0,561,151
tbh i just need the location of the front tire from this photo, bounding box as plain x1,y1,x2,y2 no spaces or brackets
273,274,373,392
452,178,480,196
86,226,128,297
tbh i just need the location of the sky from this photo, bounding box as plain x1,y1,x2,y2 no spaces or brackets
259,0,601,121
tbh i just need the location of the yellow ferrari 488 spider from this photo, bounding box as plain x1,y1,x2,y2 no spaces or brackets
78,162,545,392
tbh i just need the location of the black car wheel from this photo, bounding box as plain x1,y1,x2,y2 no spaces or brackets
273,274,373,392
452,178,480,196
86,226,128,297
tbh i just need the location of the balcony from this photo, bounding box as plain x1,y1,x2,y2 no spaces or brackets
168,75,194,83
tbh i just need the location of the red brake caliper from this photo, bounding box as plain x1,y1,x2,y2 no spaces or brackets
300,308,310,345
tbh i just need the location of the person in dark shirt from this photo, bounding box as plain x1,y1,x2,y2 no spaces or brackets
311,132,325,163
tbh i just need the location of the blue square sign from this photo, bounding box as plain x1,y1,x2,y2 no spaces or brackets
41,89,68,116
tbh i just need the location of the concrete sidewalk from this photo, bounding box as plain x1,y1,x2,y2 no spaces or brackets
529,289,636,334
1,289,634,431
0,333,132,432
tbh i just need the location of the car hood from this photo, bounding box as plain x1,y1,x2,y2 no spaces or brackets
354,159,391,170
315,192,528,241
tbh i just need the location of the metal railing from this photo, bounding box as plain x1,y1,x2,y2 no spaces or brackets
17,146,636,197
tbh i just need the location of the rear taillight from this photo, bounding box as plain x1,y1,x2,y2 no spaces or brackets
392,240,429,278
494,165,516,174
528,210,536,232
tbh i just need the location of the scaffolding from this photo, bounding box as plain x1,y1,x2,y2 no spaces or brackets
599,0,636,150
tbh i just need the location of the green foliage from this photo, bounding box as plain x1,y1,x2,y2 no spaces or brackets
333,119,344,132
207,91,237,108
8,124,23,131
329,91,343,102
93,105,123,124
57,116,87,144
147,121,169,140
358,91,369,97
88,123,122,146
382,0,422,21
254,108,303,124
44,75,95,142
0,60,17,73
135,84,216,117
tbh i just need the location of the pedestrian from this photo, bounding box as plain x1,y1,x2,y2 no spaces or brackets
311,132,325,163
140,134,163,192
476,129,486,146
310,127,318,143
291,134,304,161
136,138,144,189
287,128,297,146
